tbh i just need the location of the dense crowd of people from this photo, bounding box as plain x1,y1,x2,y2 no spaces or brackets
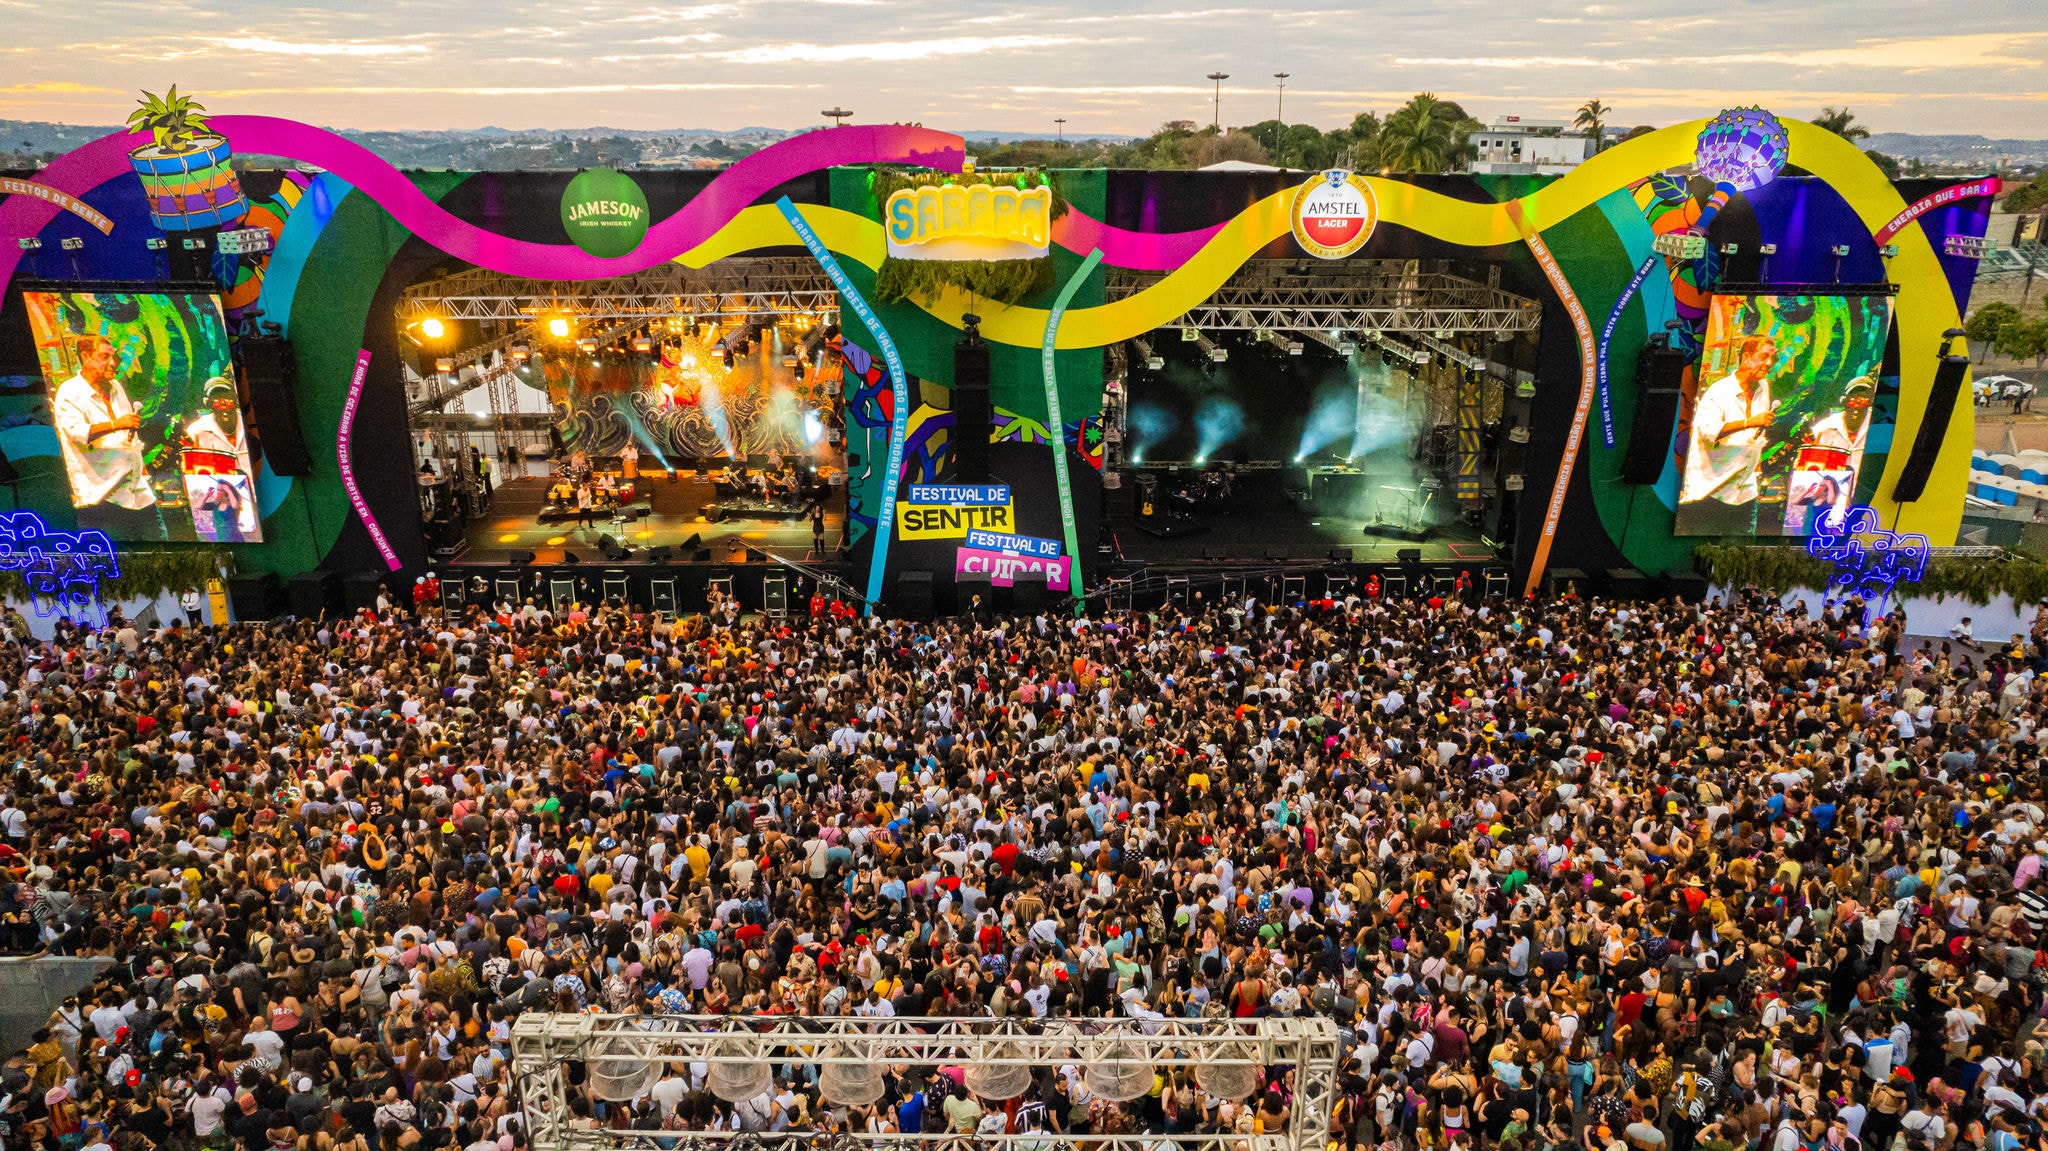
3,583,2048,1151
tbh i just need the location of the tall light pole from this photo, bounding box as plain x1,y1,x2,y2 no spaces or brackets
821,107,852,128
1054,117,1067,146
1206,72,1229,131
1274,73,1289,123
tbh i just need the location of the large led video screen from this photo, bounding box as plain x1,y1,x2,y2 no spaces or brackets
1676,293,1893,537
23,291,261,542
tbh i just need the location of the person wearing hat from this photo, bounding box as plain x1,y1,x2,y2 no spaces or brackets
182,375,256,542
1805,375,1876,476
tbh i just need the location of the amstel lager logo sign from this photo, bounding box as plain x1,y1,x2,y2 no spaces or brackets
1290,168,1377,260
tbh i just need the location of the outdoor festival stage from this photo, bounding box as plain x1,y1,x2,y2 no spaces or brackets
454,474,844,566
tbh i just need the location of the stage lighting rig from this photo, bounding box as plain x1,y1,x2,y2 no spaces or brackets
1133,337,1163,370
1192,332,1226,363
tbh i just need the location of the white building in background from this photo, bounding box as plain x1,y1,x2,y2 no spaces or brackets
1468,116,1599,176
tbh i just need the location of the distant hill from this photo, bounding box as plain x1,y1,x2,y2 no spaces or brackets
1862,132,2048,167
0,119,1131,171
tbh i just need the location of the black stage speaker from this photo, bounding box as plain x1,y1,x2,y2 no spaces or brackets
952,335,992,482
287,570,339,618
238,335,313,476
1892,347,1972,503
1621,346,1688,485
1664,570,1711,602
341,574,384,610
510,550,537,566
226,575,278,621
896,570,934,617
1012,571,1049,614
1396,548,1423,564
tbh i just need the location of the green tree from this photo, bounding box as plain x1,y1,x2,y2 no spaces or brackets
1812,107,1871,141
2002,174,2048,214
1995,316,2048,366
1324,111,1381,171
1865,151,1903,180
1244,119,1288,155
1109,121,1204,169
1573,99,1611,150
1191,130,1270,168
1379,93,1473,173
1967,301,2022,363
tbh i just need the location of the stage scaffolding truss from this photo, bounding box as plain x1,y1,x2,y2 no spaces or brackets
399,261,841,328
512,1014,1343,1151
1112,260,1541,339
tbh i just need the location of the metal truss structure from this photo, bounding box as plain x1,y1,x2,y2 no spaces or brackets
399,261,841,325
1111,259,1540,338
512,1014,1342,1151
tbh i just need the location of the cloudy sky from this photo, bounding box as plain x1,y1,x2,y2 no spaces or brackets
3,0,2044,137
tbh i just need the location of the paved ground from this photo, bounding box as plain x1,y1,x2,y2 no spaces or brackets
1976,408,2048,453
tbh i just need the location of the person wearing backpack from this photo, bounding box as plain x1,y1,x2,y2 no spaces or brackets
1669,1059,1713,1151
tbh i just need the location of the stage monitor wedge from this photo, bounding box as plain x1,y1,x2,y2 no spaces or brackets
1891,351,1972,504
238,335,314,477
1621,347,1689,485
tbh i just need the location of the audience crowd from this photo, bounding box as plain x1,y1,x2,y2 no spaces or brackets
2,585,2048,1151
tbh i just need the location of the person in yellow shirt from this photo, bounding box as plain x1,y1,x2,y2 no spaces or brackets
684,837,712,881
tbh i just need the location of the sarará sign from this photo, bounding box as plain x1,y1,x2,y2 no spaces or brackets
561,168,649,258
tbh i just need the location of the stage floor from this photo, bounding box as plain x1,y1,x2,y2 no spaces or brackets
1104,469,1497,565
454,475,845,565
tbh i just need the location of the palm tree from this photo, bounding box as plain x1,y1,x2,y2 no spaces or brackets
1574,99,1611,151
1812,107,1870,142
1379,94,1460,173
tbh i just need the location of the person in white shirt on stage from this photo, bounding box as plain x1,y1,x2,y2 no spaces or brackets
51,335,165,538
1683,335,1780,534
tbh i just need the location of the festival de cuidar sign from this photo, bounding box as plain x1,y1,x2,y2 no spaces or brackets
560,167,650,258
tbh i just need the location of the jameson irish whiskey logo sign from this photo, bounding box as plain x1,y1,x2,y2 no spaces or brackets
561,168,649,258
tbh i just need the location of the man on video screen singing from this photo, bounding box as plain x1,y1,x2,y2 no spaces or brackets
52,335,167,539
1683,335,1780,535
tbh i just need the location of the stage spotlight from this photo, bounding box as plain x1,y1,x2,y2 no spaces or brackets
510,345,531,363
434,357,454,374
1194,453,1208,465
548,317,572,339
420,317,446,340
631,336,653,354
723,351,736,370
577,337,598,353
1293,453,1305,463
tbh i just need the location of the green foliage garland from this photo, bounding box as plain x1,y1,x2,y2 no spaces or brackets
0,548,234,605
873,257,1055,307
866,168,1068,307
1694,544,2048,605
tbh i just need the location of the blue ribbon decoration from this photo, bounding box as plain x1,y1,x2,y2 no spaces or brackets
774,197,908,615
1597,255,1661,449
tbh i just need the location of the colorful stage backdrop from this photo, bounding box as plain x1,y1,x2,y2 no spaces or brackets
0,101,1995,603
